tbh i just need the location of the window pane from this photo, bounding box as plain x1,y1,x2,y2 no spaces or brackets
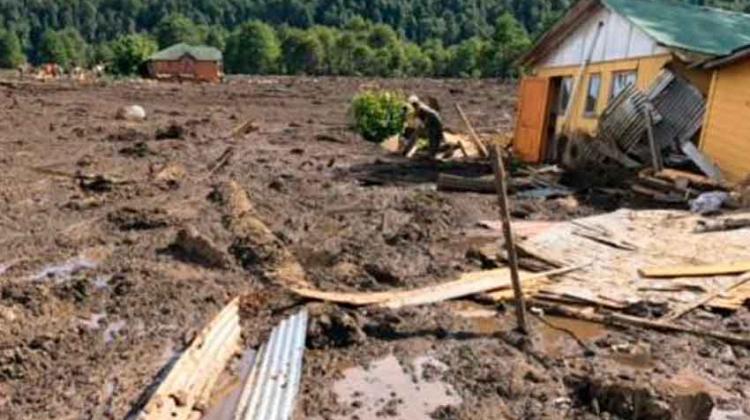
584,73,601,115
558,77,572,113
611,71,637,99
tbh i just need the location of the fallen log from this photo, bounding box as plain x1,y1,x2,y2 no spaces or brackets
639,261,750,278
437,173,535,194
532,300,750,347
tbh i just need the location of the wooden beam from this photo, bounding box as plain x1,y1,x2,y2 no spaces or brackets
639,261,750,278
454,104,489,158
491,144,529,333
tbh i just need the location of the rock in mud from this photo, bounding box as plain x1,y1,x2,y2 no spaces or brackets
154,163,186,189
108,206,173,231
171,225,228,268
155,122,185,140
307,304,366,349
115,105,146,121
78,174,122,193
567,372,715,420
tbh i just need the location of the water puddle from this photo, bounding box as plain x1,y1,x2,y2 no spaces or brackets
332,354,461,419
31,256,97,283
537,316,609,357
103,320,127,343
202,348,257,420
450,302,610,357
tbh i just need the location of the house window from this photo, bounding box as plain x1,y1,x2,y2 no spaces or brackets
611,71,637,99
584,73,601,117
558,76,573,113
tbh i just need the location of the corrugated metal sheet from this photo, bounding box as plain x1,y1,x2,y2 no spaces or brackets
137,299,242,420
647,71,706,148
597,83,649,154
235,309,309,420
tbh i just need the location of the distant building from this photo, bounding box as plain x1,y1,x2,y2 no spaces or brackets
147,43,223,83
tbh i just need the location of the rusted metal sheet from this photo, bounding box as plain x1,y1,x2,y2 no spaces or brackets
235,309,309,420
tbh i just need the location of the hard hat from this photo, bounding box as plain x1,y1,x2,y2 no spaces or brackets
408,95,420,105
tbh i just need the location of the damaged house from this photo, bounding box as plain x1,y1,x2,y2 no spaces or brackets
513,0,750,183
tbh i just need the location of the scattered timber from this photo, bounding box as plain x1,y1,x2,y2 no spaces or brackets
639,261,750,278
532,300,750,347
665,272,750,321
290,265,585,308
656,168,726,191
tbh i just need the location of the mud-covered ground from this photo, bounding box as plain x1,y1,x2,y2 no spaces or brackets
0,76,747,420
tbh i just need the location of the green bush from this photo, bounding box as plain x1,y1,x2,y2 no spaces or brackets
351,91,407,143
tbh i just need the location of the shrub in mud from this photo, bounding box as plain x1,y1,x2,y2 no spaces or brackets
350,90,407,143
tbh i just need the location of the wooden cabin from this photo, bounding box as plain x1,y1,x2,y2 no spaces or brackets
147,43,223,83
513,0,750,182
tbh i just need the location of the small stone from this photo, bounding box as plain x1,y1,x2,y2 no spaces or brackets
115,105,146,121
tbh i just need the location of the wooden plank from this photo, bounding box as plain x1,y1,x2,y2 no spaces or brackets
454,104,489,158
290,265,584,308
655,168,725,190
666,272,750,320
490,143,529,333
638,261,750,278
380,265,582,309
708,281,750,310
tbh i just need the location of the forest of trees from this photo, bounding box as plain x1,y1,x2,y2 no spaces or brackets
0,0,746,77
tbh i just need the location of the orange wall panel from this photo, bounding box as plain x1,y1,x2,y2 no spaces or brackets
701,58,750,182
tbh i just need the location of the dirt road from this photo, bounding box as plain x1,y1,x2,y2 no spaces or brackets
0,76,747,419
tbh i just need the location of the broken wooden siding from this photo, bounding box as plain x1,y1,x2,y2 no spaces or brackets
700,57,750,182
534,54,671,136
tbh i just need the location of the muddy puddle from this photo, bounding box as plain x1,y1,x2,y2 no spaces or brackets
332,354,461,419
203,348,257,419
31,256,97,282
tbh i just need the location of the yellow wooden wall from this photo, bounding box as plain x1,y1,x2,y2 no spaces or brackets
700,58,750,183
533,54,672,136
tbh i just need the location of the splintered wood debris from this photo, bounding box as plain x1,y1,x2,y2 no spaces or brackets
520,209,750,311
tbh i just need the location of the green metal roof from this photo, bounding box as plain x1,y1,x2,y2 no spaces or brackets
603,0,750,56
149,43,223,62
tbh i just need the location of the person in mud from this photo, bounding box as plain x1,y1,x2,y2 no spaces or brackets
402,95,445,158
